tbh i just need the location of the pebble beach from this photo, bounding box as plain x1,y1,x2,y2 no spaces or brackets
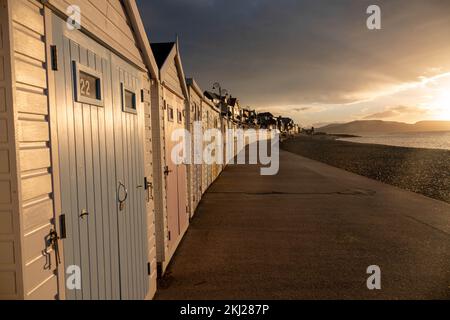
281,135,450,203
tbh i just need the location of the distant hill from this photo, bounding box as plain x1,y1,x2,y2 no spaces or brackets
318,120,450,134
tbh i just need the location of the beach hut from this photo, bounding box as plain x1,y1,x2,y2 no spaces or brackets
0,0,159,300
206,104,213,186
185,78,203,217
202,91,222,189
186,78,223,215
150,41,189,274
204,100,223,182
221,112,231,165
200,105,208,194
210,103,221,182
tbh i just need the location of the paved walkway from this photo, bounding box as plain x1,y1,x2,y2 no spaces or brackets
156,149,450,299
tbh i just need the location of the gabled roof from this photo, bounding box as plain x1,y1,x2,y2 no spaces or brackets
151,42,176,68
258,112,274,118
151,40,189,100
204,91,222,101
47,0,159,79
122,0,159,79
186,78,216,109
186,78,202,97
228,98,238,107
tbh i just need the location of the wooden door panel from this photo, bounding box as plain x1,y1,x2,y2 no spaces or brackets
112,59,148,300
54,14,121,300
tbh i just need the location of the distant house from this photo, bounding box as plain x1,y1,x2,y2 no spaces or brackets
301,127,315,135
204,90,230,117
204,91,222,105
242,108,258,127
277,117,295,133
227,96,241,123
257,112,277,129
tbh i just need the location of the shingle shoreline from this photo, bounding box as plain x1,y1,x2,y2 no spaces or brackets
281,135,450,203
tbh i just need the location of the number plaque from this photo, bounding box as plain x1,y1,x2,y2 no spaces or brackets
73,61,103,106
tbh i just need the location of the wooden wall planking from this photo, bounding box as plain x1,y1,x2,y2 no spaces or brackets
11,0,57,300
2,0,158,299
162,58,184,99
151,81,169,266
0,0,23,300
48,0,145,71
186,84,202,216
0,88,6,112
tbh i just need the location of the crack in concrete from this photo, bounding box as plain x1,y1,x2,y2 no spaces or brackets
210,189,376,196
404,215,450,238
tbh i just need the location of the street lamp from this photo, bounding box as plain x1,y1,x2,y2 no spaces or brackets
212,82,228,99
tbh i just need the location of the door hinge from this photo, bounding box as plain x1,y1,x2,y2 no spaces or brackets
50,45,58,71
59,214,66,239
147,262,151,276
144,177,153,202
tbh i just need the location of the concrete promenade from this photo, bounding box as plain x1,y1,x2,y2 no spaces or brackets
156,149,450,299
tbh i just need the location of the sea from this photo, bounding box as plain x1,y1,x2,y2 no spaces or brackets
338,131,450,150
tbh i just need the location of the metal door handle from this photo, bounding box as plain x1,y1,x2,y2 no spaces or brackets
118,181,128,211
164,166,173,176
80,209,89,219
42,229,61,270
118,181,128,203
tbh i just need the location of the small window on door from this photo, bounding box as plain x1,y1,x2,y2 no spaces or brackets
73,62,103,106
167,106,174,121
121,83,137,114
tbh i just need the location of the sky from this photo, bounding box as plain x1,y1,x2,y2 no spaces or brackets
136,0,450,127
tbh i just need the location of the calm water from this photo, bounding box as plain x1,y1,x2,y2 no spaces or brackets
338,131,450,150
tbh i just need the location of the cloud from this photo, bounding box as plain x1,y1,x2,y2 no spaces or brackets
137,0,450,116
363,105,428,119
293,107,312,112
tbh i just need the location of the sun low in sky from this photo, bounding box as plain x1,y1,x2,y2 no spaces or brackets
429,75,450,120
281,71,450,127
137,0,450,127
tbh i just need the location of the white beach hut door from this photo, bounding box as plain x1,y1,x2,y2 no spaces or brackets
52,15,147,300
164,100,189,253
164,102,179,252
111,55,148,300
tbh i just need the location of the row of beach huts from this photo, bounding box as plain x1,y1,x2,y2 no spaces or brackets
0,0,298,300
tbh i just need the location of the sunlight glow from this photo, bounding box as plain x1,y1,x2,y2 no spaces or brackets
430,87,450,120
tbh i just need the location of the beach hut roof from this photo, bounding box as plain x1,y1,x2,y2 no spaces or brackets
121,0,160,79
258,112,274,118
150,42,176,68
151,40,189,100
204,91,222,101
228,97,238,107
